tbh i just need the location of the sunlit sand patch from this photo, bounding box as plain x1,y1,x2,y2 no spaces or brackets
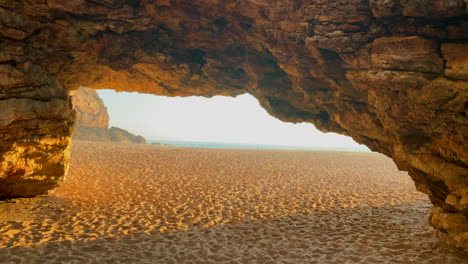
0,141,466,263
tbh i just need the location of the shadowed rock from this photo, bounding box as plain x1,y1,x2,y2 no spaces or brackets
0,0,466,250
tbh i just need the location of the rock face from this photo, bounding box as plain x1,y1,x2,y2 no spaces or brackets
0,0,466,250
71,87,146,144
71,87,110,129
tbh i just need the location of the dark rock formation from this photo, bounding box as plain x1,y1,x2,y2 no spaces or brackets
0,0,466,250
71,87,146,144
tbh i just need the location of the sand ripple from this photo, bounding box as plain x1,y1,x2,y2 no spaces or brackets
0,141,466,263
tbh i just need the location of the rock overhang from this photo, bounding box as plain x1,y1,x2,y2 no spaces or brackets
0,0,467,250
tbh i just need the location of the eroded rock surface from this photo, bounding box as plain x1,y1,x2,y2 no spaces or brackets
71,87,109,129
71,87,146,144
0,0,466,250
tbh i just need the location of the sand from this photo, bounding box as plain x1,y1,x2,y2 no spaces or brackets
0,141,466,263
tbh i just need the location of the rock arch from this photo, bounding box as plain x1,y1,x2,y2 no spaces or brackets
0,0,467,250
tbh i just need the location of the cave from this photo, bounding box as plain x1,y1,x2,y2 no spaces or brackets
0,0,467,251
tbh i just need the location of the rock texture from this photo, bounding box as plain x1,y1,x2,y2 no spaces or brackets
0,0,466,250
71,87,109,129
71,87,146,144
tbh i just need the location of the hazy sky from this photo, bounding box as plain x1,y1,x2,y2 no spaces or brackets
98,90,369,151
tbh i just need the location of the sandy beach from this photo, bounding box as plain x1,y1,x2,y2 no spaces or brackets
0,141,466,263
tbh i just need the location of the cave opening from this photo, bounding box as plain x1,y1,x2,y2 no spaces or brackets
21,87,452,261
1,87,465,262
0,0,466,259
74,88,369,152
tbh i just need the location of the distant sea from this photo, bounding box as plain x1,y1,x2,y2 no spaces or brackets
149,140,370,152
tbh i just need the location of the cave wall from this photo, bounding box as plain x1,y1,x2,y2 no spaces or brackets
0,0,467,250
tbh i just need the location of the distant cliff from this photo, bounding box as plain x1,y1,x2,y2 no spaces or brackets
71,88,146,144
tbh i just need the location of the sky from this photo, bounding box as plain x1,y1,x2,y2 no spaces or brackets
98,90,370,151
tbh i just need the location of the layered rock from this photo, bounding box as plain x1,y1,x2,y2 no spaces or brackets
71,87,146,144
0,0,466,250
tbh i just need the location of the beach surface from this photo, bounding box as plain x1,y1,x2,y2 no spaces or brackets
0,141,466,263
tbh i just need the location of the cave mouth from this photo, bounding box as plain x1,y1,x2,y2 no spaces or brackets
56,87,450,261
77,88,370,152
0,87,465,261
0,0,466,255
